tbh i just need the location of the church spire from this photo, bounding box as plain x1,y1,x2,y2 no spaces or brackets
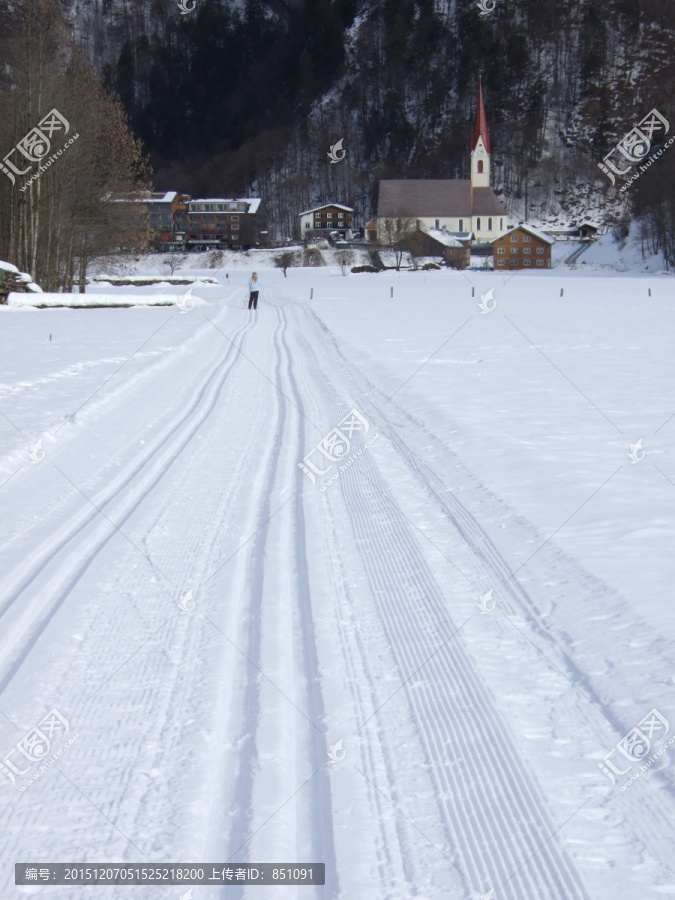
471,76,490,155
470,76,491,188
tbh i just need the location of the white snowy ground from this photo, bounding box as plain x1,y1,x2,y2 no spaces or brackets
0,264,674,900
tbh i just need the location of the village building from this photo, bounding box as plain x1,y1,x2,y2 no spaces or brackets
401,228,472,269
492,223,553,269
187,198,268,251
299,204,353,240
375,80,509,245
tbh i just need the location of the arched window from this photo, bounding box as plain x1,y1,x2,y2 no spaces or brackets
477,161,484,173
488,218,492,230
476,217,481,231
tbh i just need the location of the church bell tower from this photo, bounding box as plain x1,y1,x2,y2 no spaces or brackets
471,77,491,189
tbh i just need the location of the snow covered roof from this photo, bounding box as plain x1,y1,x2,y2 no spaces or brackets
501,223,555,245
299,204,353,215
427,229,467,248
0,260,20,274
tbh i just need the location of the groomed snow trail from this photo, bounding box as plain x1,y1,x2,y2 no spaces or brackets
1,282,671,900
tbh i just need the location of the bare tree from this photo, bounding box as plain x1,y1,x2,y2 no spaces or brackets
335,249,354,275
379,214,417,270
273,250,299,277
163,253,184,275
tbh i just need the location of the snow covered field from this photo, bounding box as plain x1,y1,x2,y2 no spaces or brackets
0,264,674,900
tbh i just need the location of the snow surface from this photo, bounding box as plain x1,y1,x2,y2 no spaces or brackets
0,264,673,900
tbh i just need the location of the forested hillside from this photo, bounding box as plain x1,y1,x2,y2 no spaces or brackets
11,0,675,257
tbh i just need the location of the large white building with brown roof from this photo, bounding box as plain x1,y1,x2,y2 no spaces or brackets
375,81,509,243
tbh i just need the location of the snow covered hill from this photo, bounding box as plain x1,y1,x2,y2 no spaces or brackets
0,267,673,899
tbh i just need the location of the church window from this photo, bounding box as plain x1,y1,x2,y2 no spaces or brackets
477,161,484,173
476,217,481,230
488,218,492,230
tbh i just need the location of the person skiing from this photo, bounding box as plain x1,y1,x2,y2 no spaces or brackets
248,272,260,309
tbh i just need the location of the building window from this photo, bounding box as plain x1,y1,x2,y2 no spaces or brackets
459,219,463,231
536,260,544,266
497,247,505,254
488,218,492,230
305,222,310,229
510,248,518,254
477,160,484,173
497,260,505,266
510,235,518,242
327,212,333,218
231,224,239,231
510,259,518,266
435,219,440,229
523,248,531,254
536,247,544,254
523,260,531,266
476,217,481,230
232,216,239,221
500,218,503,230
523,235,531,242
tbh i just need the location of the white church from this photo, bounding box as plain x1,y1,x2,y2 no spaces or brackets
375,80,509,243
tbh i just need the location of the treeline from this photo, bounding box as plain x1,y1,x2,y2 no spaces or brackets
0,0,148,291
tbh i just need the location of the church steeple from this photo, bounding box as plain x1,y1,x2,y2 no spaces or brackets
471,77,491,188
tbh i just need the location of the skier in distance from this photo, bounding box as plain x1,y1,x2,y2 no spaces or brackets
248,272,260,310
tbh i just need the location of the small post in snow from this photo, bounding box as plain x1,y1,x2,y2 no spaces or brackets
310,288,313,299
390,286,394,298
648,288,652,297
560,288,564,297
472,287,475,297
49,334,52,341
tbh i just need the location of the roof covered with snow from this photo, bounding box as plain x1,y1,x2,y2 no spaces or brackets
190,198,262,213
0,260,20,274
299,204,353,215
501,223,555,245
427,229,467,248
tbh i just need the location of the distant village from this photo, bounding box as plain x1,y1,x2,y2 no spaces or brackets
125,84,599,273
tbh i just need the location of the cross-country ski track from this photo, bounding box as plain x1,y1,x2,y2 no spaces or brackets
1,279,674,900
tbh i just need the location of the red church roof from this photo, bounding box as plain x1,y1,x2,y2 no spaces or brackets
471,78,490,155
